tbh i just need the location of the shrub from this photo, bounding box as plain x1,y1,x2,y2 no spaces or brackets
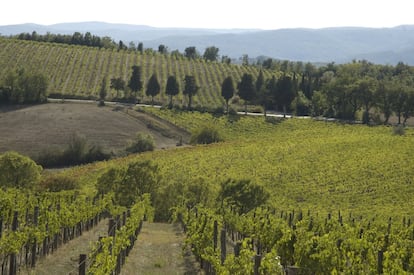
96,166,125,195
291,91,311,116
63,133,88,164
265,116,285,125
35,149,62,167
249,105,264,113
393,125,406,136
0,151,42,189
218,178,269,215
83,145,111,163
212,106,225,115
35,133,110,168
228,107,238,116
97,160,160,207
126,133,155,154
190,123,224,145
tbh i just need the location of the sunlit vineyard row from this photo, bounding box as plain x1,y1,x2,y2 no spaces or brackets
56,111,414,272
3,105,414,272
0,188,113,273
66,110,414,220
0,38,277,107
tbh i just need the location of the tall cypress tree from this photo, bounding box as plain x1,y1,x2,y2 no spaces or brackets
128,65,142,102
183,75,198,109
237,73,256,114
99,77,107,106
221,76,235,113
165,75,180,108
146,73,161,105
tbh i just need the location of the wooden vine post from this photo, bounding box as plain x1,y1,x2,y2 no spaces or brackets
31,206,39,268
213,221,218,251
220,229,226,265
9,211,18,275
79,254,86,275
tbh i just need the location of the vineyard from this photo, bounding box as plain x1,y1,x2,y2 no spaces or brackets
0,187,152,275
0,38,276,108
2,27,414,274
35,108,413,274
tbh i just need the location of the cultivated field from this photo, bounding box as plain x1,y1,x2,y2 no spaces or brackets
0,38,271,108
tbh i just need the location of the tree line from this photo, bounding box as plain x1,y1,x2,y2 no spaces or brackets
115,60,414,125
0,69,48,104
9,31,118,49
227,60,414,124
6,32,229,63
107,65,198,108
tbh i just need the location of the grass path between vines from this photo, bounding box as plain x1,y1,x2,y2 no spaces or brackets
18,219,109,275
121,222,203,275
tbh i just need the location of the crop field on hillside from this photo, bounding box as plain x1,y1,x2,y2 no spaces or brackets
0,38,275,108
65,110,414,219
2,106,414,273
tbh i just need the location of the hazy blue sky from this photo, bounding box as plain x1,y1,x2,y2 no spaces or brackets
2,0,413,29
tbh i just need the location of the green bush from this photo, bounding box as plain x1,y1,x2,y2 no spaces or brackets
393,125,406,136
265,116,285,125
126,133,155,154
190,123,224,145
0,151,42,189
218,178,269,214
96,160,160,207
35,133,110,168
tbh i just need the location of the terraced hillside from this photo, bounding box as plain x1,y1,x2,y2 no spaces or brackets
0,38,275,107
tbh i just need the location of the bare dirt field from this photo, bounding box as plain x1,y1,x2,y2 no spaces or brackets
0,103,190,158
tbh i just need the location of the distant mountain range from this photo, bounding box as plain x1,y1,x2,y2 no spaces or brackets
1,21,414,65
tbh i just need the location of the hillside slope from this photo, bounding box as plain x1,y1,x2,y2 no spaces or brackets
0,38,270,107
2,22,414,64
0,103,189,158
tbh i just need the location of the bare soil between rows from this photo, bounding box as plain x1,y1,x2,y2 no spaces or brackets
18,219,109,275
121,222,202,275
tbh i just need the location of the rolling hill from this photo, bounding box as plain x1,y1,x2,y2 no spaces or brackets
0,38,271,107
0,103,190,158
2,22,414,64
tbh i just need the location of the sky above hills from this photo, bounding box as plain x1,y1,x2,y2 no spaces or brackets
2,0,413,30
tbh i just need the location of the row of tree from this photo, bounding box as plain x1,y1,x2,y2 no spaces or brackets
8,32,231,63
12,31,330,67
0,69,48,104
107,60,414,124
106,65,198,108
228,60,414,124
10,31,118,49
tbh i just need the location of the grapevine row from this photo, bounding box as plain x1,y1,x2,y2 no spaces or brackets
86,194,153,275
174,205,282,274
0,38,264,107
177,203,414,274
0,189,112,275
